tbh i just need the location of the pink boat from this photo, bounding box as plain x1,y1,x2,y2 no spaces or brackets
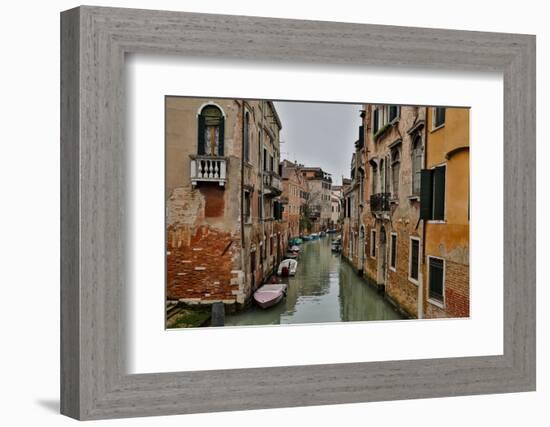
253,284,288,309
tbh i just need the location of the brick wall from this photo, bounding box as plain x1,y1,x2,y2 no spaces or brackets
166,224,241,304
424,260,469,318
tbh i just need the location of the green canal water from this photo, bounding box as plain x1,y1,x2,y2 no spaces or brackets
225,236,403,326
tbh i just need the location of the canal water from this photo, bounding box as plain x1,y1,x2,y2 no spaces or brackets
225,235,403,326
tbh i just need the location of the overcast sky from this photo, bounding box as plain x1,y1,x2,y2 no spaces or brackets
274,101,362,186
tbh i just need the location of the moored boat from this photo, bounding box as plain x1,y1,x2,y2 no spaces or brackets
284,251,298,260
253,284,288,309
277,258,298,276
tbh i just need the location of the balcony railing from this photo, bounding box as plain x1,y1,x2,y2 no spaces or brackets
370,192,391,213
262,171,282,196
190,156,227,187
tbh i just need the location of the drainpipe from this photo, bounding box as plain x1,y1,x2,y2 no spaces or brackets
240,100,246,296
417,107,426,320
260,101,265,281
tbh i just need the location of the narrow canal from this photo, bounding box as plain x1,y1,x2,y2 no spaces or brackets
225,236,403,326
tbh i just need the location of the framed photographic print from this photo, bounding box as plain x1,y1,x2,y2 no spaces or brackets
61,6,536,420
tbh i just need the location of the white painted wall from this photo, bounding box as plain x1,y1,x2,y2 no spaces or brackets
0,0,547,426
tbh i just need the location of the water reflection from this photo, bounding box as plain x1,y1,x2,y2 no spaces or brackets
225,237,402,326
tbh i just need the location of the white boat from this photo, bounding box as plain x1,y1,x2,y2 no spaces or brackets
277,258,298,276
290,245,301,252
253,284,288,309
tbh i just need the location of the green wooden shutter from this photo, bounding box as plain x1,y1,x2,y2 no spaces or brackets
197,115,206,155
217,116,225,156
420,169,433,219
433,166,446,220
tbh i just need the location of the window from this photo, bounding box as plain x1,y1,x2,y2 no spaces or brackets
258,130,262,165
371,164,378,195
244,191,251,221
359,171,364,203
411,135,423,196
380,158,386,193
388,105,400,122
409,238,420,283
390,233,397,271
391,147,400,198
420,165,446,221
258,194,262,219
428,257,445,304
263,148,267,171
372,108,380,134
198,105,224,156
370,229,376,258
244,111,250,162
433,107,446,129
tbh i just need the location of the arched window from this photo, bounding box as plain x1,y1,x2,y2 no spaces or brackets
412,135,423,195
198,105,224,156
391,147,401,198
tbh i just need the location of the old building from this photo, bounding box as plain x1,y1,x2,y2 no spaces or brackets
342,104,469,319
342,149,363,270
301,167,332,232
421,107,470,318
165,97,286,310
330,185,344,230
360,104,428,317
281,160,309,239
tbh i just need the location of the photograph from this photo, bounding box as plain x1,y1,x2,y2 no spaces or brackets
165,97,470,328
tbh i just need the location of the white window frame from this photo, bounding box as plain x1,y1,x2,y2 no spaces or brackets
370,229,376,259
388,105,400,123
427,255,446,308
431,106,446,131
408,236,421,285
389,232,398,272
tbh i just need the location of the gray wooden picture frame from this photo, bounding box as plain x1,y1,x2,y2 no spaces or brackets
60,5,536,421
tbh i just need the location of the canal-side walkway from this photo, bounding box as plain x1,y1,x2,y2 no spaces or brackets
225,236,403,326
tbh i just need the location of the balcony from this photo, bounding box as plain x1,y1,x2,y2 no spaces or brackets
370,192,391,213
262,171,282,196
190,156,227,187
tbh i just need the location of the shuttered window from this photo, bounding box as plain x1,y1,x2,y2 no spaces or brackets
198,105,224,156
244,191,251,220
370,230,376,258
420,166,446,220
409,238,420,281
390,233,397,270
433,107,446,128
432,166,446,220
412,136,422,195
429,257,445,303
197,115,206,155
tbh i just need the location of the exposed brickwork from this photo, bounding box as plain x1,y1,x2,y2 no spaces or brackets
167,225,239,302
424,260,469,318
166,97,288,310
384,223,422,318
